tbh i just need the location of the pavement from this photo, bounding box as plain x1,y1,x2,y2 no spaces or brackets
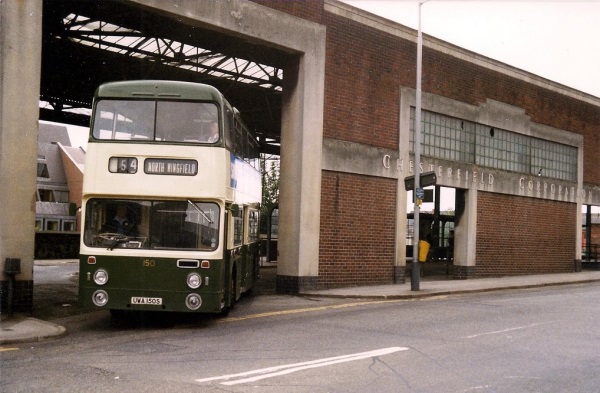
2,260,600,345
0,316,66,344
300,270,600,298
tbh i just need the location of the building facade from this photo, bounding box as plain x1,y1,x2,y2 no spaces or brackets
257,0,600,289
2,1,600,312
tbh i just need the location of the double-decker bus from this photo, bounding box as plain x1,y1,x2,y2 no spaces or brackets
79,80,261,315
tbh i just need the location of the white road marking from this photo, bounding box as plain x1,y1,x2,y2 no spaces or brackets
196,347,409,386
462,385,491,392
463,322,547,339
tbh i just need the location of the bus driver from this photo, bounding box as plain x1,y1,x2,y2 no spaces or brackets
206,121,219,143
102,205,136,235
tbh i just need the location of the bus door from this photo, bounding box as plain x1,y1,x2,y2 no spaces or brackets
224,204,242,306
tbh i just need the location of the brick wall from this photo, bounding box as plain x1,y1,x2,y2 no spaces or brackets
323,13,413,150
593,225,600,245
584,224,600,251
251,0,324,23
476,192,577,276
319,171,397,288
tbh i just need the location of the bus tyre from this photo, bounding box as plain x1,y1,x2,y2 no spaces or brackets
220,266,237,316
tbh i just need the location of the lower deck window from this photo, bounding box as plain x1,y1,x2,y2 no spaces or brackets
84,199,220,251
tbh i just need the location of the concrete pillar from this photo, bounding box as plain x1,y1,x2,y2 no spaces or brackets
453,188,477,278
574,137,584,271
394,175,408,283
0,0,43,312
277,46,326,292
395,88,411,283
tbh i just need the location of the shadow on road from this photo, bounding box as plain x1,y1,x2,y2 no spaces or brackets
32,263,278,323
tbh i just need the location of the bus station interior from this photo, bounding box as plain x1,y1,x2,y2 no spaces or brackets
2,0,600,312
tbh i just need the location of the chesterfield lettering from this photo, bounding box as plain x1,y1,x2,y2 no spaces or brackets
382,154,593,203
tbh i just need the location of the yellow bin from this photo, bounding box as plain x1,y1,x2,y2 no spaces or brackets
418,240,430,263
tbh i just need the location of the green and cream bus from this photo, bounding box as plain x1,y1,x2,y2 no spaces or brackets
79,80,261,315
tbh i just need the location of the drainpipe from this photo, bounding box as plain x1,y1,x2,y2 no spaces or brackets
4,258,21,316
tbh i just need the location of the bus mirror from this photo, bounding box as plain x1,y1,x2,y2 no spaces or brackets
229,204,240,215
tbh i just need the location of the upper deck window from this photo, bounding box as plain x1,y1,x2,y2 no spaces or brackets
92,100,219,144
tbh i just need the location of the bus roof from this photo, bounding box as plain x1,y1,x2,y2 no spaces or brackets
95,80,224,103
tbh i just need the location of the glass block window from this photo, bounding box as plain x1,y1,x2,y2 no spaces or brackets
530,137,578,181
410,108,475,164
410,107,577,182
475,125,529,174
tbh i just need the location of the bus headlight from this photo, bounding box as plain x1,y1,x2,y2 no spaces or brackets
187,272,202,289
92,290,109,307
185,293,202,310
93,269,109,285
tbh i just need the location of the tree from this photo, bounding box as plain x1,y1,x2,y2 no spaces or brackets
260,156,279,234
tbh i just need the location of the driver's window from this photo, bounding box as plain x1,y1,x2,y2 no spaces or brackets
84,200,146,248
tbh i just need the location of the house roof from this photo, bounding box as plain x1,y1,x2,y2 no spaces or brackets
38,122,71,146
58,144,85,173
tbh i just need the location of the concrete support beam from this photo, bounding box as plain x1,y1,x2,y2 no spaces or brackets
0,0,43,312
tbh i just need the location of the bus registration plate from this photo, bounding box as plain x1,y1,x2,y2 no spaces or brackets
131,297,162,306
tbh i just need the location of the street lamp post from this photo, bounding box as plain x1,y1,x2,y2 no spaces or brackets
411,0,426,291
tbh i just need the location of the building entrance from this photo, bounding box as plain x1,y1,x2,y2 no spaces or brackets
582,205,600,264
406,186,456,280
